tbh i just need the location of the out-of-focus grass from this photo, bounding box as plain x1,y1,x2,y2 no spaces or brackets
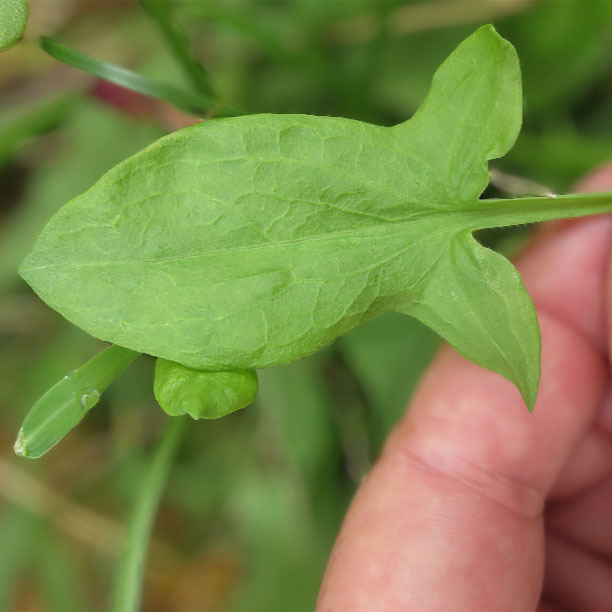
2,1,612,610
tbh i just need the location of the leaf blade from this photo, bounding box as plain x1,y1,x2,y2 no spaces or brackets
394,24,522,202
39,36,215,116
20,26,555,409
401,233,540,409
19,114,458,369
14,345,139,458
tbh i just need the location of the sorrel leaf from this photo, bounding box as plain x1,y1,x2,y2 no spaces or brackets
19,25,612,411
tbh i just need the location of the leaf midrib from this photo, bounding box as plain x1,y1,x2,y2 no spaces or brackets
23,207,480,271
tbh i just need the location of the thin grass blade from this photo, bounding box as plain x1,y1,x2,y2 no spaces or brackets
39,36,216,116
14,345,139,459
110,417,185,612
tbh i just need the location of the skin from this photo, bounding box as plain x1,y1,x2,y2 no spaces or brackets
317,165,612,611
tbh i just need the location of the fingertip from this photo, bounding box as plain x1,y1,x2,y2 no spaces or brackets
516,214,612,351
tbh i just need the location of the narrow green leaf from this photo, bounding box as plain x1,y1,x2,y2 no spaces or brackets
19,25,612,410
0,0,28,51
140,0,216,99
14,345,139,458
154,359,257,419
110,418,185,612
39,36,215,116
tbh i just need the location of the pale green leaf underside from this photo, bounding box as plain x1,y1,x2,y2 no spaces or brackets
20,25,540,407
0,0,28,51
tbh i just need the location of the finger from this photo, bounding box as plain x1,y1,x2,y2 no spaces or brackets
596,386,612,434
489,165,612,500
547,427,612,500
574,161,612,193
547,476,612,558
527,163,612,500
547,376,612,502
543,533,612,611
318,313,607,611
516,214,612,352
319,212,612,610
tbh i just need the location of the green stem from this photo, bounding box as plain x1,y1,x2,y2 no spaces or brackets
110,417,186,612
469,192,612,230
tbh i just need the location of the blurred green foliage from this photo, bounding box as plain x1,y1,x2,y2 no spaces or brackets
1,1,612,610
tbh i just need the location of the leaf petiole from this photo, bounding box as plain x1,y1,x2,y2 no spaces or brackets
466,191,612,231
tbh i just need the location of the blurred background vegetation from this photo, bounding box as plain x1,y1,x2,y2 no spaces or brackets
2,0,612,609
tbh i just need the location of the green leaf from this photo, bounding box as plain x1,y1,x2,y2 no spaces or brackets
14,345,139,458
0,0,28,51
404,232,540,408
39,36,217,117
18,25,612,410
154,359,257,419
392,24,521,203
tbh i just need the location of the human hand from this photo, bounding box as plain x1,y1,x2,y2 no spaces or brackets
317,166,612,611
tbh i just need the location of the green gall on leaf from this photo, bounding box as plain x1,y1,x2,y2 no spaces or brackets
154,360,258,419
0,0,28,51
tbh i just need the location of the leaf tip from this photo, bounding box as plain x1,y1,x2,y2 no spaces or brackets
524,392,536,414
13,428,29,458
470,23,517,57
473,23,502,41
518,375,539,414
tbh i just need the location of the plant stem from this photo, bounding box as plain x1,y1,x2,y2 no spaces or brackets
110,417,186,612
469,191,612,230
